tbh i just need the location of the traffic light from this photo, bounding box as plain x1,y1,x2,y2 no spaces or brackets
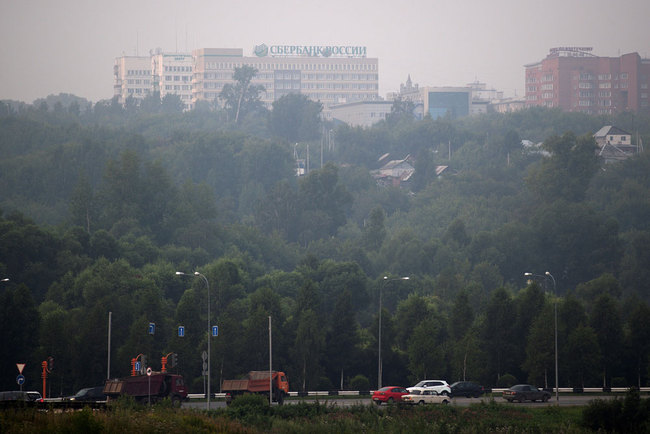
140,355,147,374
47,356,54,373
171,352,178,368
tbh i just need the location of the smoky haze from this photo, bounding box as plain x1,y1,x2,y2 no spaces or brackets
0,0,648,103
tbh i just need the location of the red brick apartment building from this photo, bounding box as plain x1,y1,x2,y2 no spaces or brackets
524,47,650,114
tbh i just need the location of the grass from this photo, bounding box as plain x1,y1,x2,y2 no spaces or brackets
0,398,590,434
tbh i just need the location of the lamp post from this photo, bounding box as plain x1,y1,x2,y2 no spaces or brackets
546,271,559,403
378,275,409,389
524,271,558,403
176,271,212,410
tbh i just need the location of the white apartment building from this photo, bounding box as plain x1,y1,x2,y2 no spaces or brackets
113,56,152,103
152,51,194,111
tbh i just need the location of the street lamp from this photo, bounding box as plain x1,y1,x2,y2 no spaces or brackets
378,275,409,389
545,271,559,404
524,271,559,403
176,271,212,410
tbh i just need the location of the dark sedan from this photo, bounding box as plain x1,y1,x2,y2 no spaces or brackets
450,381,485,398
67,386,106,402
502,384,550,402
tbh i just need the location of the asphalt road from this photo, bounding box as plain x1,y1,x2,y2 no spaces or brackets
182,394,616,410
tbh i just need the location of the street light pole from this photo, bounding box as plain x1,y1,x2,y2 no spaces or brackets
177,271,212,410
378,276,409,390
524,271,559,403
546,271,559,403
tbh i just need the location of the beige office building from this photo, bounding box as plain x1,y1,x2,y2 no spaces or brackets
192,45,379,115
115,44,378,113
152,52,194,110
113,56,153,103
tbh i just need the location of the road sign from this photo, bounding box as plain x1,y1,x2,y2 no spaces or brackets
212,325,218,337
135,361,141,372
201,351,207,361
178,326,185,337
148,323,155,335
16,374,25,385
16,363,25,374
146,367,152,376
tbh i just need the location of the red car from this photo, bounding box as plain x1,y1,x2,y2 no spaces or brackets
372,386,409,405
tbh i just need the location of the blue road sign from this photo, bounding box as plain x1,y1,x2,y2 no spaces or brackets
16,374,25,385
212,325,218,337
135,361,141,372
148,323,155,335
178,326,185,337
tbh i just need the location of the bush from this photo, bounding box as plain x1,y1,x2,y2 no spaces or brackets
582,388,650,432
496,374,518,388
318,376,334,391
350,374,370,391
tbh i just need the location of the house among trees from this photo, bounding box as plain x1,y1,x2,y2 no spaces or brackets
594,125,641,163
371,154,416,187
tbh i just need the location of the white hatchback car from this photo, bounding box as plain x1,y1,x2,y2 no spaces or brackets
407,380,451,396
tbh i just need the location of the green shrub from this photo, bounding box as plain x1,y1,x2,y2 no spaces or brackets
581,388,650,432
350,374,370,391
496,374,518,388
318,376,334,391
69,407,104,432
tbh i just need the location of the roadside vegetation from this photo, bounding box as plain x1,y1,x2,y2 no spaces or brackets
2,390,650,432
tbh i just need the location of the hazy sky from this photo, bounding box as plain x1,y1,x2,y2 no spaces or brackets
1,0,648,103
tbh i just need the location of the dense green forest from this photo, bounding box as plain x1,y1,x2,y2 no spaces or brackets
1,91,650,397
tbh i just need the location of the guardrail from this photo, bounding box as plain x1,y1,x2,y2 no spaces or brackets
186,387,650,400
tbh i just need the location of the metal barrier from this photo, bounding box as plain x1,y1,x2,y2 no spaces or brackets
185,387,650,400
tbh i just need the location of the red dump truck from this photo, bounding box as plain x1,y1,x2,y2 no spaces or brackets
103,373,188,407
222,371,289,405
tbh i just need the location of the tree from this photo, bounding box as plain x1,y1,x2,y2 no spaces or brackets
625,301,650,387
293,309,324,391
565,324,601,388
482,288,517,383
324,290,360,389
386,96,415,125
161,94,184,113
270,93,322,142
525,132,599,203
69,172,96,233
590,293,623,388
361,207,387,251
298,163,352,241
0,284,39,390
522,303,554,387
219,65,265,123
449,291,474,341
407,315,447,380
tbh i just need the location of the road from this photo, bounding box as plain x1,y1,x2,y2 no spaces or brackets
182,394,615,410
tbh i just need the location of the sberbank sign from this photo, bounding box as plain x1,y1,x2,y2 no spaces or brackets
253,44,367,58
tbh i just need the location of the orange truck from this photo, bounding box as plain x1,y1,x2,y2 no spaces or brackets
103,373,187,407
221,371,289,405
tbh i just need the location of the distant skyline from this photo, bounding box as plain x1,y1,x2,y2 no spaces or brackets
1,0,649,104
